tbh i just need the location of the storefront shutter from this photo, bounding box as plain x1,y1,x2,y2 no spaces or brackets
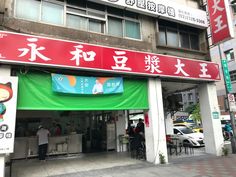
17,71,148,110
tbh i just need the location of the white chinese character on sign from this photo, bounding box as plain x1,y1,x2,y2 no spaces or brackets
18,38,51,61
111,51,131,71
144,55,162,73
70,45,96,66
137,0,146,9
199,63,211,78
213,15,227,33
212,0,224,15
126,0,135,6
174,59,189,76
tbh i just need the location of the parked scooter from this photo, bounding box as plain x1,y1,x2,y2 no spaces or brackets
223,129,233,140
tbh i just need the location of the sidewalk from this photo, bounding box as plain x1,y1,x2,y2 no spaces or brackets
10,150,236,177
50,154,236,177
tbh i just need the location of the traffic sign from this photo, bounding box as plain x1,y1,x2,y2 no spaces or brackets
228,93,236,112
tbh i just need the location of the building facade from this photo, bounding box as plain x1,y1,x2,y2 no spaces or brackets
0,1,225,175
209,0,236,118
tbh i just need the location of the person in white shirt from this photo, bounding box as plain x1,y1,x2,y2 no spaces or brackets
92,79,103,94
36,125,50,161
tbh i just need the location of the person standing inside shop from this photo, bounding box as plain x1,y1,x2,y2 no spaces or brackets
136,118,145,134
37,125,50,161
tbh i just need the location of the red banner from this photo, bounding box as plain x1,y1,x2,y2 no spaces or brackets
207,0,233,44
0,31,220,81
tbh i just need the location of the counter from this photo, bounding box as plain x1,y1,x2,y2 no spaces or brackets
12,134,82,159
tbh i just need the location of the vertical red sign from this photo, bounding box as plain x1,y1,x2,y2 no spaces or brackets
207,0,233,44
144,113,149,127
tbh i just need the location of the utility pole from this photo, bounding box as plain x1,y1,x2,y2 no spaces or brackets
218,45,236,153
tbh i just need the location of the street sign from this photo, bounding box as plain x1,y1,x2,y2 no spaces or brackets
228,94,236,112
221,59,232,92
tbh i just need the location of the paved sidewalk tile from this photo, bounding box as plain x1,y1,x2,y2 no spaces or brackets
11,152,236,177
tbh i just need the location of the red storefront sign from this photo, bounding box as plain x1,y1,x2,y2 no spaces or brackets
0,31,220,81
207,0,234,45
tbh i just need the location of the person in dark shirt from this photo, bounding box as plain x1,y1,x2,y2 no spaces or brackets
136,118,144,134
127,120,135,137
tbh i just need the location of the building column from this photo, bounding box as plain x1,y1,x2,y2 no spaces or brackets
145,78,167,164
0,155,4,177
115,111,126,152
198,82,224,156
0,65,11,177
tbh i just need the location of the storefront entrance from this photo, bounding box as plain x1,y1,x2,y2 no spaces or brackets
14,110,133,159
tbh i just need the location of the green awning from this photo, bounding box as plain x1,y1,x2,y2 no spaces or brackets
17,71,148,110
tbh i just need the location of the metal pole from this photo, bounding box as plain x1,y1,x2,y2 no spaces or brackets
218,44,236,153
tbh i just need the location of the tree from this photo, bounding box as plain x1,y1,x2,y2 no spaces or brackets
185,104,197,114
191,103,202,124
185,103,202,124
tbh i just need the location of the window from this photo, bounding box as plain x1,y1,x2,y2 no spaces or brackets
108,17,123,37
167,29,178,47
159,27,166,46
180,32,190,49
230,70,236,81
158,19,200,50
15,0,40,21
41,1,64,25
66,1,106,34
66,14,87,31
188,93,193,100
173,128,180,134
107,7,141,40
189,102,194,105
89,19,104,33
225,49,235,61
125,20,140,39
14,0,141,40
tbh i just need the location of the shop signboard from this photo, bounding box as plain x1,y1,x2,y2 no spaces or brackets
52,74,123,94
221,59,232,92
91,0,208,28
207,0,234,45
0,76,18,154
0,31,220,81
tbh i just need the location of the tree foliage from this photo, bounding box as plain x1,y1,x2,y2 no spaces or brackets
185,103,202,123
185,104,196,114
191,103,201,123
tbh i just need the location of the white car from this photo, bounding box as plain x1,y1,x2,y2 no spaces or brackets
173,126,204,147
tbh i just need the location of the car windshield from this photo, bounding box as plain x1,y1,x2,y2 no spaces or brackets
188,124,200,129
178,127,194,134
